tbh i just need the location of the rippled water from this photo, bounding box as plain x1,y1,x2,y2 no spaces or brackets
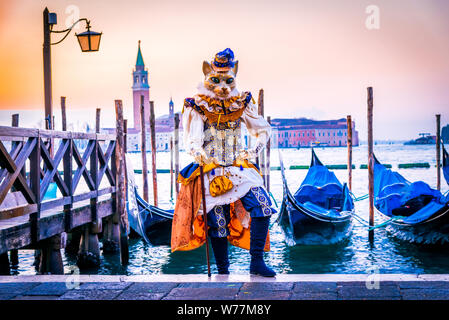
11,144,449,275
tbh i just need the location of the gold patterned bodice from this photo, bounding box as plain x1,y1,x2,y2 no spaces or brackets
183,92,253,166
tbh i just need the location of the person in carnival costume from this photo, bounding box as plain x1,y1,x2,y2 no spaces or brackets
171,48,276,277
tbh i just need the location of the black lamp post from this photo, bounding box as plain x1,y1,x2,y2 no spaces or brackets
43,7,102,130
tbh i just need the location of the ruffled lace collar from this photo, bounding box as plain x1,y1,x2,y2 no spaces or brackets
194,83,250,113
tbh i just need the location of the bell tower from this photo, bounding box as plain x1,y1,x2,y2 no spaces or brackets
132,40,150,131
169,97,174,124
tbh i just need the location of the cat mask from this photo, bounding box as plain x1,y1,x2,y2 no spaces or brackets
202,48,239,99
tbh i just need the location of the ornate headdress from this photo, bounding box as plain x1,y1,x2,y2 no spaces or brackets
211,48,235,72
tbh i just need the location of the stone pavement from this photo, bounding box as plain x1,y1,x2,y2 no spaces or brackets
1,274,449,300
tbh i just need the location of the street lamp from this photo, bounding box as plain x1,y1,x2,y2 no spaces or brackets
43,7,102,130
76,25,102,52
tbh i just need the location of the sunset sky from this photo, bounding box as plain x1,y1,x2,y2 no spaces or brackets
0,0,448,139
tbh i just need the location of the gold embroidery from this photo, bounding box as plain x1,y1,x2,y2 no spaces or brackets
177,159,261,186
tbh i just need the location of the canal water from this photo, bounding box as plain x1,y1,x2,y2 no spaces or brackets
11,144,449,275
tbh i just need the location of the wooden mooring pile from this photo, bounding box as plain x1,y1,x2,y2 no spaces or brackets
0,100,129,275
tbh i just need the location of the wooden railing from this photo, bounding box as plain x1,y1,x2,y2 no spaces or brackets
0,126,117,244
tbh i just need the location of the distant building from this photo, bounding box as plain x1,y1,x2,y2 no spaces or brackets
270,118,359,148
132,40,150,132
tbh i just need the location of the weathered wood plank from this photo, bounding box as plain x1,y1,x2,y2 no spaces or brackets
0,126,39,138
0,198,114,254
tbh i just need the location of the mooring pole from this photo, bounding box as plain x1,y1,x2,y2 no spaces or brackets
149,100,158,207
174,113,180,196
266,116,271,193
115,100,129,265
140,95,149,202
436,114,441,191
124,119,128,153
61,97,67,131
170,137,174,201
95,108,101,133
367,87,375,241
346,115,353,191
257,89,265,171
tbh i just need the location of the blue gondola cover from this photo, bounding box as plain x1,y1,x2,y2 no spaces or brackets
374,154,444,223
294,149,354,213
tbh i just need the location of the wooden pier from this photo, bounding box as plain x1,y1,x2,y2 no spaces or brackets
0,107,128,274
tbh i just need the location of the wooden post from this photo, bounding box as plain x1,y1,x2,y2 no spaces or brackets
149,100,158,206
174,113,180,196
10,114,20,266
38,235,64,274
436,114,441,191
258,89,265,119
266,116,271,193
140,96,149,202
346,115,353,191
12,114,19,128
95,108,101,133
257,89,265,170
77,225,100,268
124,119,128,153
114,100,129,265
367,87,375,240
61,97,67,131
29,133,41,246
103,115,121,254
103,119,120,254
0,252,10,275
78,108,101,269
63,113,77,254
170,137,174,200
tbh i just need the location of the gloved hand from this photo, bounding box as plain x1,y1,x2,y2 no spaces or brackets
193,149,217,166
237,143,264,162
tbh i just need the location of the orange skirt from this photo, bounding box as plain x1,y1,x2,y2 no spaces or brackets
170,175,270,252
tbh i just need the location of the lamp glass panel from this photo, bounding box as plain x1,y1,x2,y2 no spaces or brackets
77,34,90,52
89,34,101,51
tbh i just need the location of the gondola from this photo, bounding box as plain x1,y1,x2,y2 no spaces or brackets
277,149,354,245
443,143,449,186
373,154,449,244
125,155,173,246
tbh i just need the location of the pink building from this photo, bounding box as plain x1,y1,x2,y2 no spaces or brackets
272,118,359,148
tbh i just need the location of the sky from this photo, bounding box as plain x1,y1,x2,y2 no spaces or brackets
0,0,448,140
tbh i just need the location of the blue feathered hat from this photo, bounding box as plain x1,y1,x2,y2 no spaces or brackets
212,48,236,71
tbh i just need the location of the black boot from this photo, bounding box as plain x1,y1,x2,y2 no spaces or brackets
210,237,230,274
250,217,276,277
